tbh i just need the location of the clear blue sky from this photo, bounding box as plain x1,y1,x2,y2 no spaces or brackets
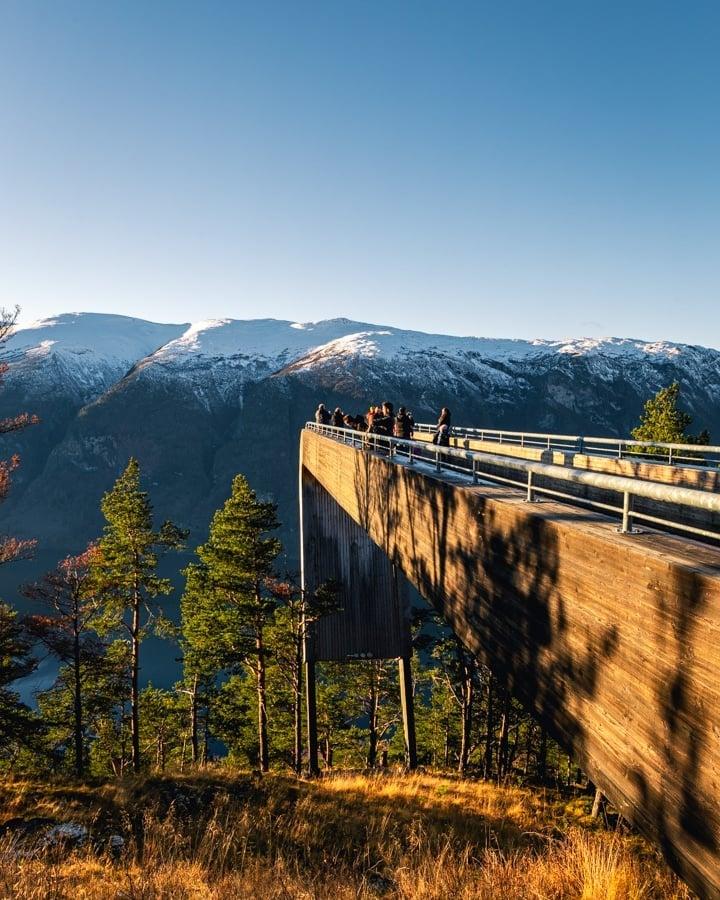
1,1,718,345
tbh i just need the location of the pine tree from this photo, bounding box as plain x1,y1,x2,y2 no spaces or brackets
315,663,360,768
139,685,185,771
267,578,341,774
0,602,40,759
177,654,208,767
22,545,105,776
93,458,187,773
182,474,281,773
631,381,710,448
84,640,133,776
429,633,485,773
35,639,129,775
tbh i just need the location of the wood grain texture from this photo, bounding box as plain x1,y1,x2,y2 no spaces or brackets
301,429,720,899
301,470,411,661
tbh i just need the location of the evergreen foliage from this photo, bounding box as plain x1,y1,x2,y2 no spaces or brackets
22,545,105,775
267,578,341,773
0,602,40,759
181,474,281,772
0,436,575,786
631,381,710,447
92,458,187,772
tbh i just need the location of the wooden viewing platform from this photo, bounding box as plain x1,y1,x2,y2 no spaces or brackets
300,426,720,899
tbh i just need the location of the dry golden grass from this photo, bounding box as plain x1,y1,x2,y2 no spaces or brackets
0,770,694,899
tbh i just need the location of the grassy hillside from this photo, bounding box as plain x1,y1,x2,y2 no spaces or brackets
0,770,692,899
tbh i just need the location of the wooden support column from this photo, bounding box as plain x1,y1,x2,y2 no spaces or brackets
398,655,417,770
305,659,319,776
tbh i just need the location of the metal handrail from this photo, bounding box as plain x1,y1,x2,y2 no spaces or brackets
305,423,720,543
413,423,720,468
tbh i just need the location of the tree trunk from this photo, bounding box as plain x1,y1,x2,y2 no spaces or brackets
591,786,606,819
73,630,84,777
189,675,199,765
322,736,333,769
483,678,494,779
131,594,141,773
367,670,379,767
293,641,303,775
497,689,511,782
507,722,521,771
458,667,474,774
537,725,547,782
202,705,210,765
523,721,534,777
256,631,269,773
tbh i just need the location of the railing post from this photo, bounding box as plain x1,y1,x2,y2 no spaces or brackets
620,491,634,534
668,447,674,466
436,448,441,473
526,470,534,502
472,458,478,484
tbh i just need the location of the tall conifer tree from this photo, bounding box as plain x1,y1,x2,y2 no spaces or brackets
182,474,280,773
93,458,186,772
22,545,104,776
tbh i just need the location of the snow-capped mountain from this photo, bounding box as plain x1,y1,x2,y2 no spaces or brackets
2,310,720,689
4,313,188,400
8,312,719,409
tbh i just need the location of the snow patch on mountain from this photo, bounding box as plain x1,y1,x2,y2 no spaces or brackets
148,317,378,363
128,318,384,407
286,330,691,370
5,313,187,400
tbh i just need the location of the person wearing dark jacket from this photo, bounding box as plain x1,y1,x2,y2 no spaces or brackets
372,401,394,437
331,407,344,428
433,407,451,447
394,407,414,440
315,403,331,425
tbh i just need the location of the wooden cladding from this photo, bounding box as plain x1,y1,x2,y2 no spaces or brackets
301,470,411,661
300,429,720,899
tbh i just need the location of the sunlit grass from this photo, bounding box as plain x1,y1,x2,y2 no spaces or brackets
0,770,693,899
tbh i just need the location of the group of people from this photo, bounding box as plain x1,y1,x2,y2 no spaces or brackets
314,402,452,446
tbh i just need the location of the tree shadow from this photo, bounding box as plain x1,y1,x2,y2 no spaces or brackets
302,433,720,897
627,562,719,894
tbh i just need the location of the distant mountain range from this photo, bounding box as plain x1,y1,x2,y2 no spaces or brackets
2,312,719,691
